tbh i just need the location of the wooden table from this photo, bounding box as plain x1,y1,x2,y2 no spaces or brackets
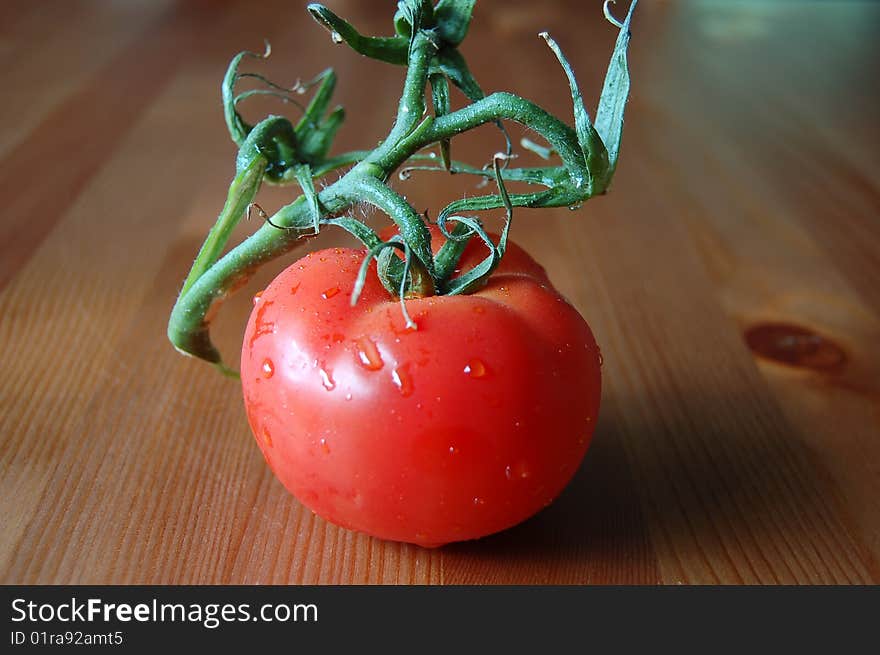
2,0,878,584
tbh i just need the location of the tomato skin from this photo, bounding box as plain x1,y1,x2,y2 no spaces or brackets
240,235,601,547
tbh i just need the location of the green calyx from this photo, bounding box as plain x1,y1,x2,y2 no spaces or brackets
168,0,639,375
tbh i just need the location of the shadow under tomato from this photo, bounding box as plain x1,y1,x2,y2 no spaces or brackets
441,383,860,584
440,406,660,585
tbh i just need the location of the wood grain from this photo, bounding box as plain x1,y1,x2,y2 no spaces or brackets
1,0,878,584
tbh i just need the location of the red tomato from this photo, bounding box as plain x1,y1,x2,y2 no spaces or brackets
240,231,601,547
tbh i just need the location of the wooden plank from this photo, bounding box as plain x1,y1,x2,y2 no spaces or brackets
0,1,173,158
1,0,878,585
0,2,187,291
0,1,239,581
633,2,880,570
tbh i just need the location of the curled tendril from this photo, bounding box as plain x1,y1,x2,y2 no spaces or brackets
290,70,332,95
603,0,625,29
351,239,418,330
492,151,514,258
247,202,289,231
497,123,513,168
395,240,419,330
431,151,515,295
233,87,309,115
437,214,483,243
492,152,514,216
236,72,297,94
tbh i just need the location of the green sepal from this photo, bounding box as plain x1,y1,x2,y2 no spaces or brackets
438,155,513,294
294,68,337,136
595,0,637,182
293,164,321,233
351,240,405,301
434,0,476,47
222,47,269,146
393,0,435,38
377,239,406,296
298,106,345,164
322,216,383,251
436,215,497,295
323,216,401,298
433,48,484,101
540,32,609,194
429,73,452,169
307,3,408,64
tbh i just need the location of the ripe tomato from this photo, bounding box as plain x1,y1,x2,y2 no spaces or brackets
240,230,601,547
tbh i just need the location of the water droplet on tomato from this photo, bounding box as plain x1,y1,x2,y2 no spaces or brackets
505,461,531,480
391,315,418,336
319,367,335,391
261,358,274,378
598,349,604,367
345,393,352,401
321,285,340,299
464,358,487,378
513,460,531,479
448,445,459,455
473,497,485,506
391,364,414,397
252,290,264,305
319,438,330,454
354,336,384,370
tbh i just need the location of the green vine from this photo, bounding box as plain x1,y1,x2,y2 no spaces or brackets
168,0,638,376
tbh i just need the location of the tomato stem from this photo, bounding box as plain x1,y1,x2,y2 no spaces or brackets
168,0,639,371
